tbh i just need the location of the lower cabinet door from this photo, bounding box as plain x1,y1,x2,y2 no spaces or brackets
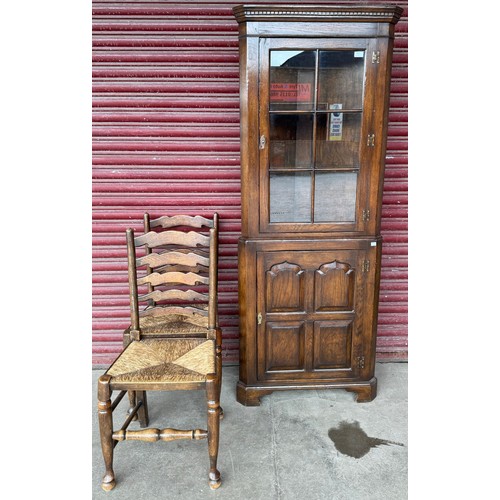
256,249,370,381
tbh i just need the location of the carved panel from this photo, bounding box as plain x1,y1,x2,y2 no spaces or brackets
313,320,353,370
265,261,305,312
266,322,305,372
314,260,354,312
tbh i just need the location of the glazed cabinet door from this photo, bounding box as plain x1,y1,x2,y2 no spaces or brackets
256,249,371,381
258,37,383,235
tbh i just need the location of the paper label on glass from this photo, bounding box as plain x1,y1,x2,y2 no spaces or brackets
328,103,343,141
270,83,312,102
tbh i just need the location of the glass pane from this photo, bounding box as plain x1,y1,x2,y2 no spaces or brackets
317,50,365,110
315,113,361,169
270,172,311,222
270,114,313,169
314,172,357,222
270,50,315,111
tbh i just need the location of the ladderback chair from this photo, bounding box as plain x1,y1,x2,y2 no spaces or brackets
97,213,223,491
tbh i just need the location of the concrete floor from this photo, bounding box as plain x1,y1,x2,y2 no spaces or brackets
92,363,407,500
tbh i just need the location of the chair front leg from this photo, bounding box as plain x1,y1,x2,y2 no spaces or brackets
206,374,221,490
97,375,116,491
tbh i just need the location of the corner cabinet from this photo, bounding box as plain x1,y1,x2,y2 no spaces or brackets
233,5,403,405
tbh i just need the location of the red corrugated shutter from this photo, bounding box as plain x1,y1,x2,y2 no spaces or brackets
92,0,408,365
379,3,408,360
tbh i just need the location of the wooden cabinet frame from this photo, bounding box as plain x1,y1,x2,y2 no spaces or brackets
233,5,402,405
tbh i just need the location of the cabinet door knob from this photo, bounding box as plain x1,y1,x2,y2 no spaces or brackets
257,312,263,325
259,135,266,150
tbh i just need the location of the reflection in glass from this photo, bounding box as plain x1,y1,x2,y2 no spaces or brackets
315,113,361,169
314,172,357,222
270,172,311,222
270,50,316,111
270,114,313,169
318,50,365,110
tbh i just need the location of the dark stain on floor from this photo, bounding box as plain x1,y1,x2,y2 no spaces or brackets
328,420,404,458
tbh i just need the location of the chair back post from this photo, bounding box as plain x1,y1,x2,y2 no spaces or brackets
208,213,219,331
143,213,155,308
126,228,141,340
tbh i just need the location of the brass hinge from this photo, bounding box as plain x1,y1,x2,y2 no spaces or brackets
362,260,370,273
367,134,375,147
372,51,380,64
257,312,262,325
357,356,365,369
362,209,370,222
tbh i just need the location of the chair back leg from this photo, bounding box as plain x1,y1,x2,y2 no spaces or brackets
216,340,224,419
136,391,149,428
127,391,138,421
